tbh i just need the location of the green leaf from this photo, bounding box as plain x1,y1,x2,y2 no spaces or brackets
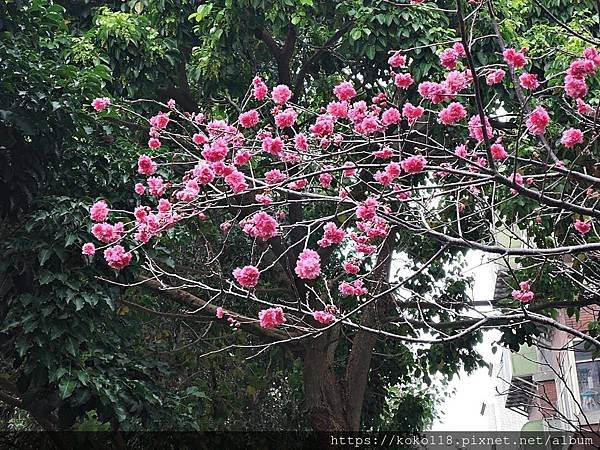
59,377,76,399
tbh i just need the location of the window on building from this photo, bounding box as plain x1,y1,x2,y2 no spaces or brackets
574,340,600,413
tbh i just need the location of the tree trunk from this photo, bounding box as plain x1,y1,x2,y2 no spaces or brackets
302,331,350,431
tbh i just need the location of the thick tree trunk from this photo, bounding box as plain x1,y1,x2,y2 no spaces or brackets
302,331,350,431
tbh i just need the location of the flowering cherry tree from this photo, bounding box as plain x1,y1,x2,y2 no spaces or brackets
83,0,600,430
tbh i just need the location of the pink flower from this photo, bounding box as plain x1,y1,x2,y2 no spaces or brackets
157,198,171,212
574,219,592,234
294,249,321,280
418,81,447,104
343,261,360,274
339,279,368,296
134,183,146,195
526,106,550,135
490,143,508,161
225,169,248,194
202,138,229,162
239,109,260,128
439,48,458,70
318,222,346,247
455,144,468,158
468,115,493,142
275,108,297,128
259,307,286,329
91,97,110,112
150,112,170,130
138,155,157,176
82,242,96,255
147,176,166,197
327,101,349,118
234,150,253,165
577,99,594,115
486,69,506,86
148,138,161,149
453,42,466,57
261,136,285,156
561,128,584,148
503,48,527,68
92,222,123,243
401,155,427,174
438,102,467,125
388,51,406,68
333,81,357,101
309,114,335,137
584,47,600,65
252,76,268,100
567,59,596,78
265,169,287,184
216,307,224,319
519,73,539,90
294,133,309,151
394,73,414,89
373,146,394,159
90,200,109,222
272,84,292,104
241,211,279,241
356,197,378,220
381,107,401,126
255,194,272,205
233,265,260,288
402,103,424,125
192,133,208,145
103,245,132,270
313,311,334,325
319,171,333,188
564,75,588,99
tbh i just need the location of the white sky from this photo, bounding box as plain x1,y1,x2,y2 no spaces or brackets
431,251,525,431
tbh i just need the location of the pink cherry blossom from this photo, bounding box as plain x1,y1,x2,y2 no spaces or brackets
103,245,132,270
402,103,424,125
439,48,458,70
333,81,357,102
388,51,406,68
241,211,279,241
574,219,592,234
233,265,260,288
259,307,286,329
343,261,360,274
275,108,297,128
148,138,161,149
503,48,527,68
265,169,288,184
560,128,584,148
272,84,292,104
486,69,506,86
252,76,268,100
239,109,260,128
82,242,96,256
394,73,414,89
490,143,508,161
519,73,539,90
313,311,334,325
216,307,225,319
134,183,146,195
90,200,109,222
294,249,321,280
91,97,110,112
564,75,588,99
318,222,346,247
526,106,550,135
438,102,467,125
401,155,427,174
468,115,493,142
